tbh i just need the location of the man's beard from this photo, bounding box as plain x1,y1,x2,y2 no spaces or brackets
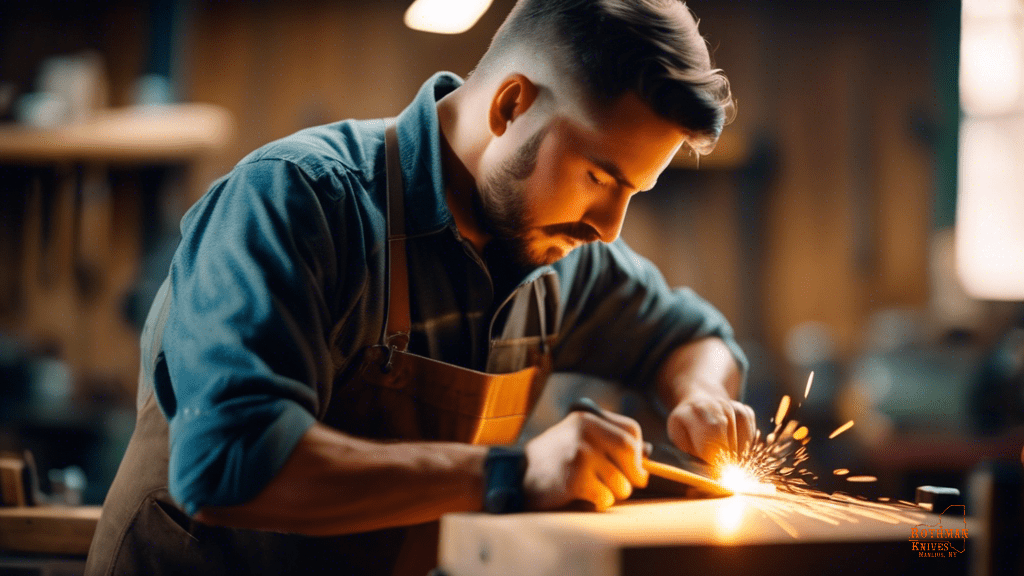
474,127,599,268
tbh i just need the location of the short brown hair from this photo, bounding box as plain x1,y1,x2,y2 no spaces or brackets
477,0,734,155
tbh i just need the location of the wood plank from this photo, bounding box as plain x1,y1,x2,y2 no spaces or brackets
0,506,101,556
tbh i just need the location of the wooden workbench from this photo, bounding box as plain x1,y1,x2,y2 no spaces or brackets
439,493,976,576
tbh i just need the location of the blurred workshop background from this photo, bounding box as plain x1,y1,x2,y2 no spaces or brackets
0,0,1022,566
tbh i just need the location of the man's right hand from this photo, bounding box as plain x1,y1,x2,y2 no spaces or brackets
522,410,649,511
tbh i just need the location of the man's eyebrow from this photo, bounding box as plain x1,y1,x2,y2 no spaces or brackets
587,155,639,191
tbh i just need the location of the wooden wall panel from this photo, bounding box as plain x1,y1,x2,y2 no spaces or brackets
763,21,866,358
182,0,517,202
868,23,934,309
702,2,938,361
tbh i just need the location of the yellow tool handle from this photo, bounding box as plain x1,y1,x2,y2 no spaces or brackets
643,458,733,497
567,397,733,498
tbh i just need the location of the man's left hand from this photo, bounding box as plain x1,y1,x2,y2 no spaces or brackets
666,391,756,464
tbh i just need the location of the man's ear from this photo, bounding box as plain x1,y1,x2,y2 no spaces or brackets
488,74,538,137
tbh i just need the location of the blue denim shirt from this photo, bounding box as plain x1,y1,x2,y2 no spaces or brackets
142,72,748,514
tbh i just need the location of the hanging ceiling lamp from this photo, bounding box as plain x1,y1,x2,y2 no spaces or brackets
404,0,495,34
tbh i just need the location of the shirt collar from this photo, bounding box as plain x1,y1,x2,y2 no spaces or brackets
393,71,462,237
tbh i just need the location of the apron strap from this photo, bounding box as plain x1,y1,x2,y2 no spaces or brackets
534,283,549,355
378,118,411,370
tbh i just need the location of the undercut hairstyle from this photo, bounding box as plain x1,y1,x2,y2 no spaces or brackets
475,0,735,155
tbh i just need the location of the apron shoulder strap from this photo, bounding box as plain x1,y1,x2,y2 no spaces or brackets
378,118,412,361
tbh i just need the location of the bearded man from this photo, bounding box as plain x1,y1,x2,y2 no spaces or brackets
86,1,757,575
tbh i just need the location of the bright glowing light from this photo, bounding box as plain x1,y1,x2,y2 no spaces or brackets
404,0,494,34
956,118,1024,300
960,19,1023,116
717,464,776,495
963,0,1022,19
714,495,748,538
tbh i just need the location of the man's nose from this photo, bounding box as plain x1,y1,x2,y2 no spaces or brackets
587,191,632,243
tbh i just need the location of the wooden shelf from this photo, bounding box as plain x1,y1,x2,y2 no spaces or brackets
0,103,232,164
0,506,101,556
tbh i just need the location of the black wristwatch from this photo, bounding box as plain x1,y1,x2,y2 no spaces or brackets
483,446,527,514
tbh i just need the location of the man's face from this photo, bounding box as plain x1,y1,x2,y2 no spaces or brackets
476,92,687,268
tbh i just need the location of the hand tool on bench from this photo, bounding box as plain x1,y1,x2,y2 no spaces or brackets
567,397,733,498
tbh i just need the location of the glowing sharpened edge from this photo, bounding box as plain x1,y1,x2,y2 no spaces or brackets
643,459,733,497
716,464,776,495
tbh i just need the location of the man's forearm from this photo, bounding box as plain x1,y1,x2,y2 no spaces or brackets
194,422,488,535
655,336,742,409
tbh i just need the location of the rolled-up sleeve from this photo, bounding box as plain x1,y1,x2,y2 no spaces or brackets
161,159,340,515
552,239,748,394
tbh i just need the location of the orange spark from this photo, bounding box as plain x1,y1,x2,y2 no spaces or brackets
829,420,854,439
774,395,791,429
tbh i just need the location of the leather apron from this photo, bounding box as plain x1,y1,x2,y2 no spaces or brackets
85,119,557,576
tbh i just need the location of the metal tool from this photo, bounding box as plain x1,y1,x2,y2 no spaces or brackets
567,397,733,497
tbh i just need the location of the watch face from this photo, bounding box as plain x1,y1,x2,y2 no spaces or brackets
484,448,527,513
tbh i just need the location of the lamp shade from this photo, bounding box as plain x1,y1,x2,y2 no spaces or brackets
404,0,494,34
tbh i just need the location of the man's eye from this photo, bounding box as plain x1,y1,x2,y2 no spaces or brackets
587,171,605,186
